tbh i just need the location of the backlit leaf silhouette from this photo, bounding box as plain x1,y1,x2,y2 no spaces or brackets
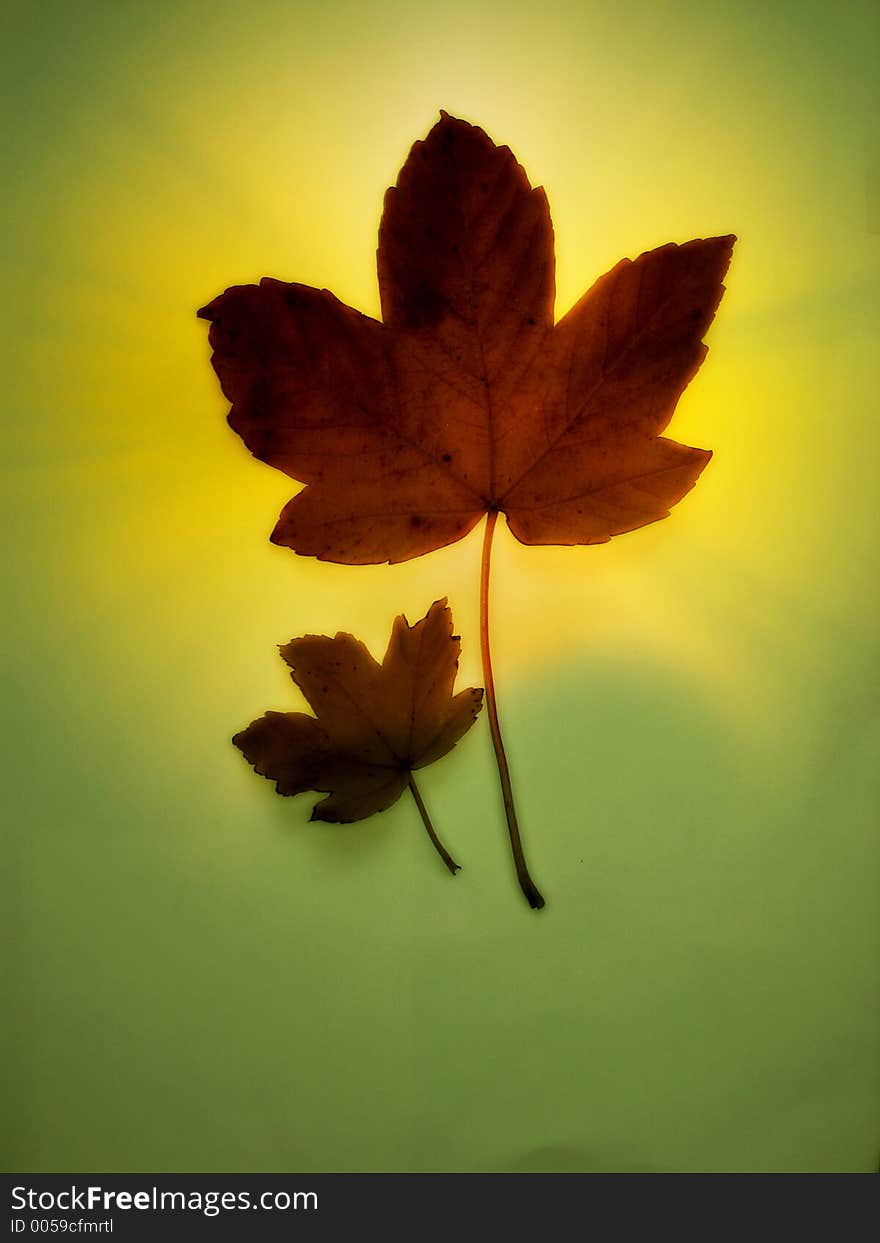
233,598,482,876
201,112,735,909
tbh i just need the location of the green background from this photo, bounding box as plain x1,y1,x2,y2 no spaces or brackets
3,0,878,1171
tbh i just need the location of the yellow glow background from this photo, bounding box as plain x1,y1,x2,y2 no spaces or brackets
4,0,879,1171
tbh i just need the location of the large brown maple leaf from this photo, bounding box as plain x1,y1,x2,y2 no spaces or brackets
199,111,733,564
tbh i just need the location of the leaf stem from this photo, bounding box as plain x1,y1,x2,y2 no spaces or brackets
408,773,460,876
480,510,546,910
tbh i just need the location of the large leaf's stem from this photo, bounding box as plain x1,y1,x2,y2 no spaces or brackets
408,774,460,876
480,511,546,910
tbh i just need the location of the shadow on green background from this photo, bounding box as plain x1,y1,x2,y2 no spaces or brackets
4,638,878,1171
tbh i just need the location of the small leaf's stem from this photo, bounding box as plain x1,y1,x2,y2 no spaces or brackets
480,510,546,910
408,773,460,876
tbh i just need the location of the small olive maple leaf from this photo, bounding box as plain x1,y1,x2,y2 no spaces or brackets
202,111,735,909
234,599,482,876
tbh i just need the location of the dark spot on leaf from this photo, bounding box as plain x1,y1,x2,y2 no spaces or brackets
405,282,447,329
